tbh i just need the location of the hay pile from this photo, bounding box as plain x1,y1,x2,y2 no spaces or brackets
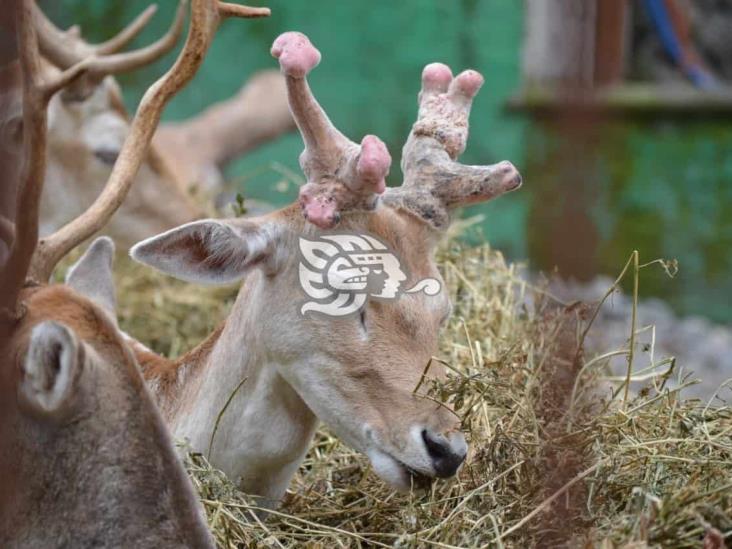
104,243,731,548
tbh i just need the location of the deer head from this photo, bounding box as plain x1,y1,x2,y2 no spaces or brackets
1,0,268,543
25,1,210,246
23,2,290,247
1,239,215,547
131,32,521,496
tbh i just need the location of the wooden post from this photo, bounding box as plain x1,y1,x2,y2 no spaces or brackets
594,0,629,86
522,0,610,281
523,0,598,89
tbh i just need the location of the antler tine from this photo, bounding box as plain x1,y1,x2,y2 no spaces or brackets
27,0,269,283
78,1,187,76
33,0,186,97
218,2,270,18
384,63,522,230
31,1,82,69
271,32,391,229
95,4,159,55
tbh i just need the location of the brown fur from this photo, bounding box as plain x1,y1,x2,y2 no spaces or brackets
139,202,442,408
0,285,214,548
135,322,225,421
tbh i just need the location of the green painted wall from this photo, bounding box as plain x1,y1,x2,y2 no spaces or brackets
49,1,732,323
526,117,732,323
50,0,528,252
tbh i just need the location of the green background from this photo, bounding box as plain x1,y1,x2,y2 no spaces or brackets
47,1,732,323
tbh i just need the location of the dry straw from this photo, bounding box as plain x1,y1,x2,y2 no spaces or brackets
59,239,730,548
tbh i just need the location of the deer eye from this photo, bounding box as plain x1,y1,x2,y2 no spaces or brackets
93,148,119,165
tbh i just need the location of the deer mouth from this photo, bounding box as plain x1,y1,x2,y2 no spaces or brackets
367,447,434,491
401,463,434,490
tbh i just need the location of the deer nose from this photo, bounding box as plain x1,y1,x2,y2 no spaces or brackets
421,429,467,478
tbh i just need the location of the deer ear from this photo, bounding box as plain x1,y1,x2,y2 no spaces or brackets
65,236,117,322
130,219,279,285
19,321,83,417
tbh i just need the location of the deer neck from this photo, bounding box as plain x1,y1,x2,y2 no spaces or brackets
141,272,318,504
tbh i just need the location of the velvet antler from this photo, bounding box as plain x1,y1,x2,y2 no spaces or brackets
271,32,391,229
384,63,522,230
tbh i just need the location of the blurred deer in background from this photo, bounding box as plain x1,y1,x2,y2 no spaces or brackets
0,1,269,546
10,1,293,247
154,68,294,194
131,32,522,506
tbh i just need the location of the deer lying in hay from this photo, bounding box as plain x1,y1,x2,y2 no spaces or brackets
0,1,268,546
6,1,293,247
131,31,522,505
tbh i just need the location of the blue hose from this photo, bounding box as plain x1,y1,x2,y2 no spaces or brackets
642,0,717,88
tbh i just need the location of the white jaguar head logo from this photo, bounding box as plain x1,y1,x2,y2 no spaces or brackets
298,234,441,317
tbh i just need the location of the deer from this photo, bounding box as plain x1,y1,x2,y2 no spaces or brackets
130,31,522,506
29,0,204,245
154,68,294,194
10,2,293,247
0,1,268,545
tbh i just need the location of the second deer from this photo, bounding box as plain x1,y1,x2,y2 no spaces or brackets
131,32,522,506
12,2,293,246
